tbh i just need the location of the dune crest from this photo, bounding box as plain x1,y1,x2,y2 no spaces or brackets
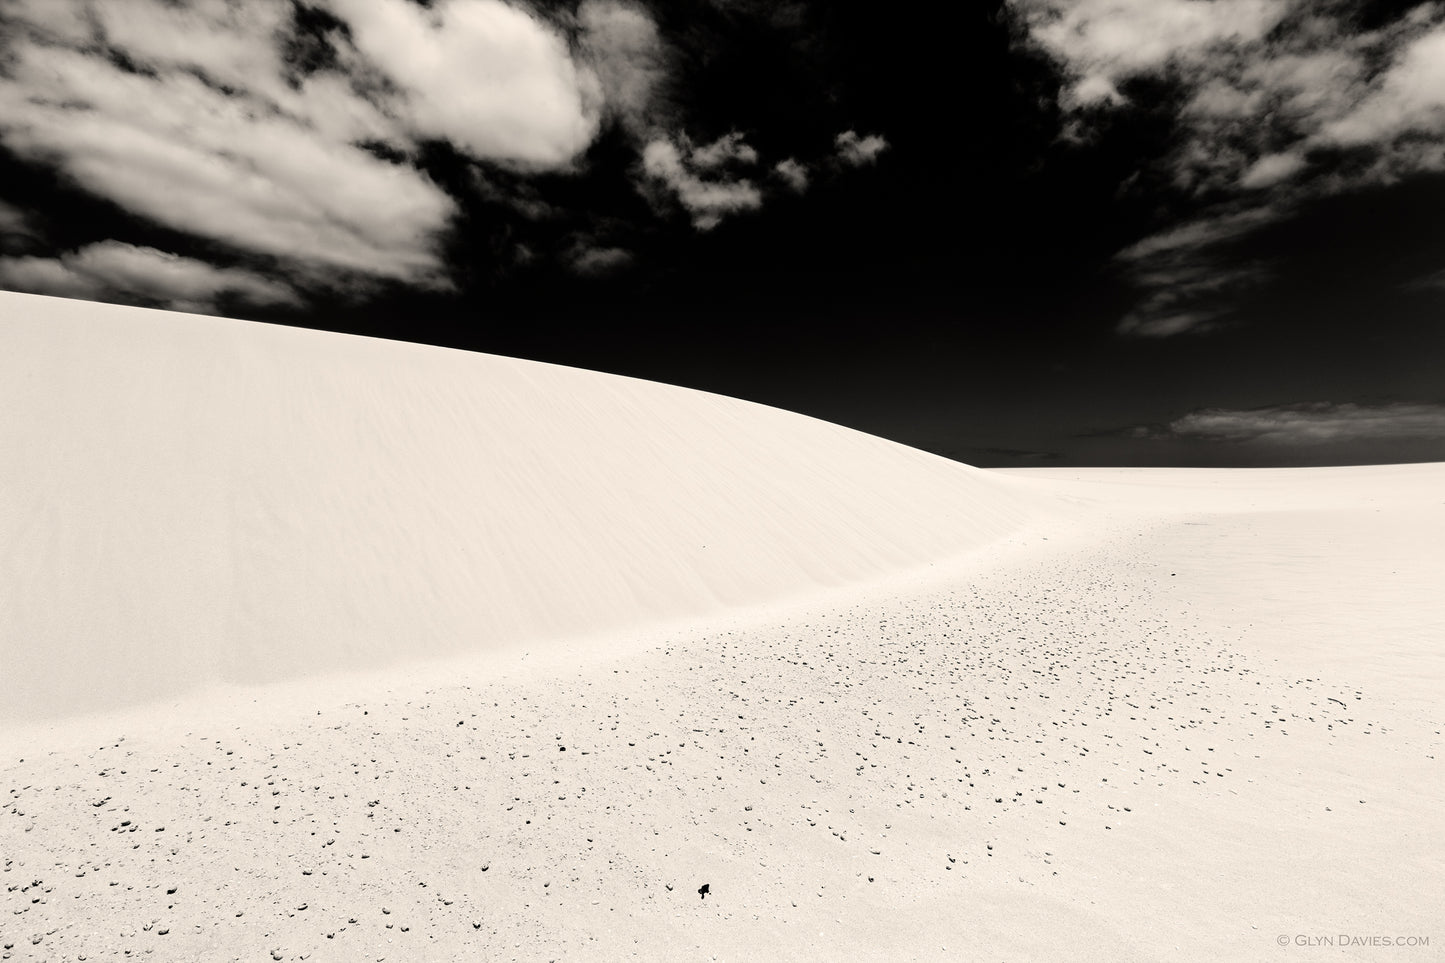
0,292,1041,721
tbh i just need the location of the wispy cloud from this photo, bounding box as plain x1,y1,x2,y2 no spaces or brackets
1010,0,1445,336
1115,207,1280,263
1159,402,1445,445
1114,213,1275,336
641,133,763,229
0,241,302,313
1406,265,1445,291
577,0,669,136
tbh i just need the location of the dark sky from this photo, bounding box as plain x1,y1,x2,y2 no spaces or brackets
2,0,1444,466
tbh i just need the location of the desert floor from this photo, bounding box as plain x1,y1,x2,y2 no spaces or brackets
4,464,1441,962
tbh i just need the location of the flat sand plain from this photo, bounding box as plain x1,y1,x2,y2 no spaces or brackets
2,294,1441,961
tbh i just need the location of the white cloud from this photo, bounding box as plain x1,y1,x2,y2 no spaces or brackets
835,130,888,165
323,0,602,167
1,0,94,44
0,241,302,312
1240,49,1363,120
1013,0,1288,107
1240,151,1307,189
0,47,457,284
1320,24,1445,149
1070,74,1126,107
0,256,104,302
0,2,460,285
0,0,657,294
87,0,405,146
1010,1,1445,336
1166,402,1445,445
641,136,763,229
1116,207,1280,263
773,158,810,192
1184,79,1265,120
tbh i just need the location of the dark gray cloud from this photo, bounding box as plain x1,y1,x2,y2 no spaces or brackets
1160,402,1445,445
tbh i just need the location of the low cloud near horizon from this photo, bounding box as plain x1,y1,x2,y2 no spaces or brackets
1153,402,1445,447
0,242,303,314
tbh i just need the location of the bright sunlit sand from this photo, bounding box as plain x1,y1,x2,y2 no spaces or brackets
2,293,1441,961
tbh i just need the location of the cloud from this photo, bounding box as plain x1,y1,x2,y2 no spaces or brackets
577,0,668,135
1162,402,1445,445
0,1,461,285
0,200,41,253
0,241,302,312
0,0,657,297
1010,1,1445,336
1239,151,1307,189
1,0,880,298
691,131,758,169
323,0,601,167
835,130,888,165
1116,310,1219,338
1406,265,1445,291
1320,23,1445,148
569,244,633,276
773,158,810,192
641,135,763,229
1111,205,1289,336
0,201,26,234
1114,210,1274,336
1116,207,1280,263
1013,0,1288,107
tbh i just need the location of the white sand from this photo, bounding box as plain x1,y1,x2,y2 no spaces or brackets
2,292,1441,961
0,292,1040,724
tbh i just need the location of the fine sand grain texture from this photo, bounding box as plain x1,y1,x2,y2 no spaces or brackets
0,292,1040,723
2,292,1441,961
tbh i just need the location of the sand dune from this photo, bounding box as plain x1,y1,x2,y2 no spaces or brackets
2,293,1441,961
1,292,1042,723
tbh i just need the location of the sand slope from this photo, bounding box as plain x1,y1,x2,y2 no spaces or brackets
1,292,1039,722
2,294,1440,962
